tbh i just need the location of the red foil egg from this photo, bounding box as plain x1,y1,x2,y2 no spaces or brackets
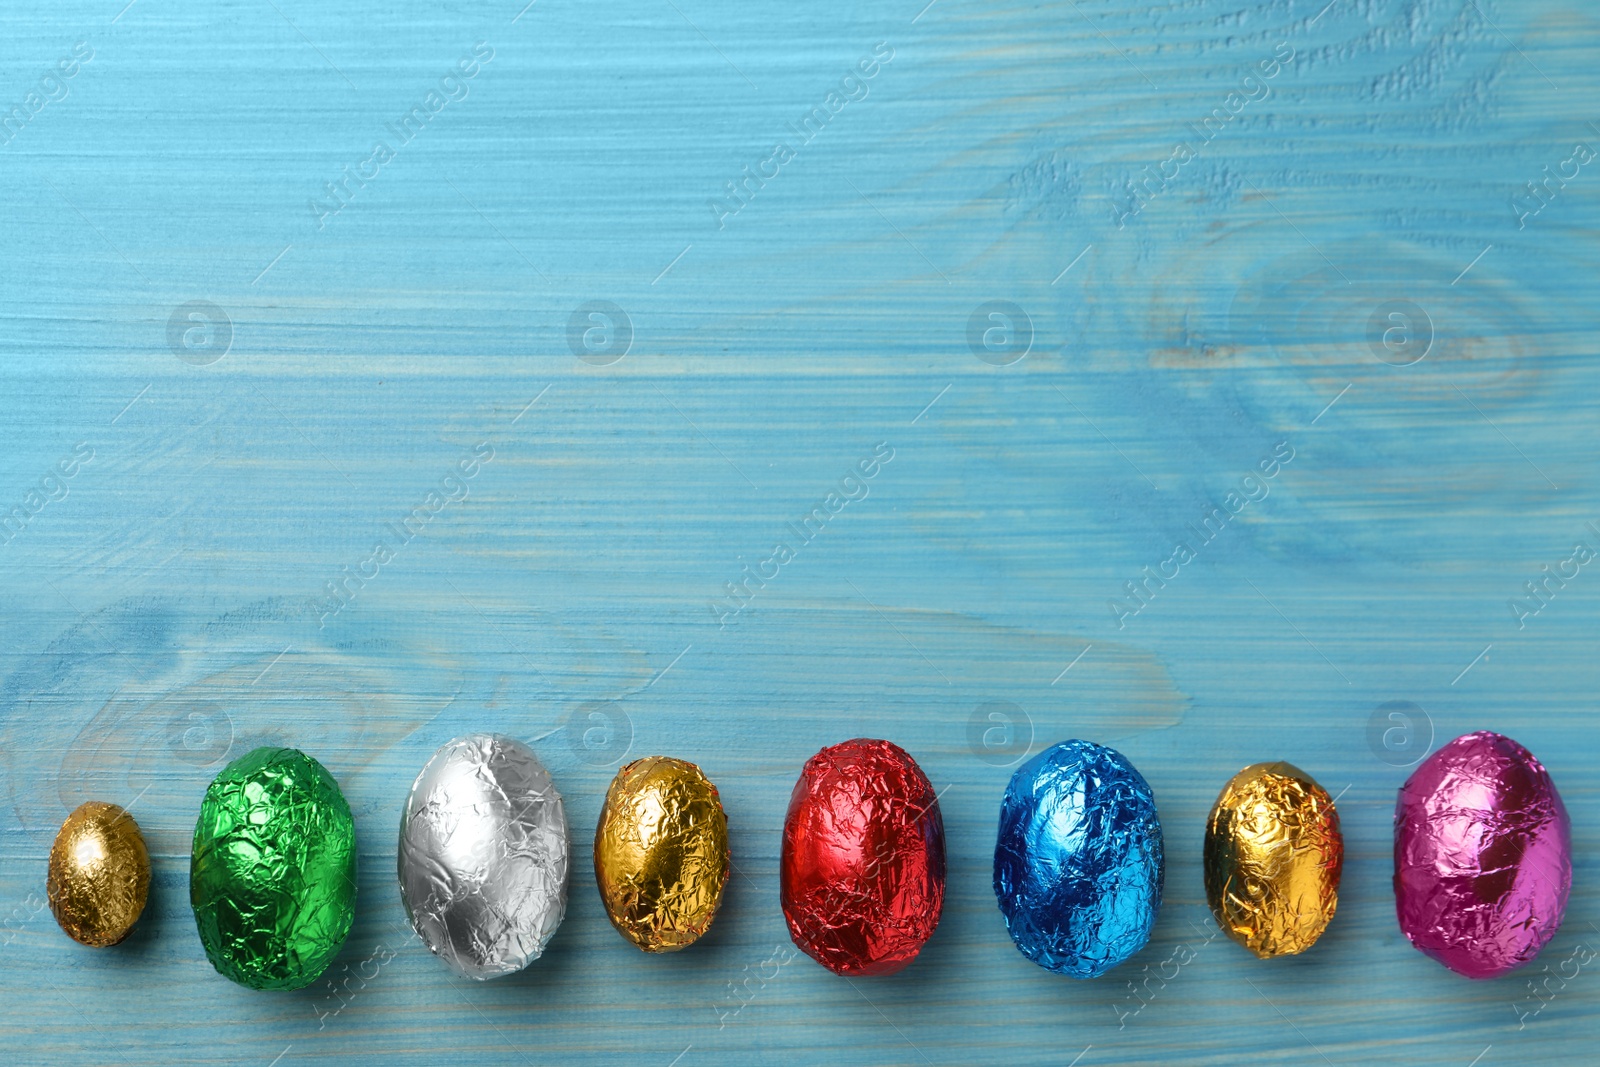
780,738,946,976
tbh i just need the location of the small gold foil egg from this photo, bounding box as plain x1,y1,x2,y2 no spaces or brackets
47,801,151,947
594,756,729,952
1203,762,1342,959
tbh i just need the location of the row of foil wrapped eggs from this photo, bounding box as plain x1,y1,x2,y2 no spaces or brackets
46,731,1568,986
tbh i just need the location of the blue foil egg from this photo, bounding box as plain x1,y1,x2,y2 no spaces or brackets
993,740,1164,977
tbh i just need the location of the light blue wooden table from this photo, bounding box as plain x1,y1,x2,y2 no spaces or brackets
1,0,1595,1063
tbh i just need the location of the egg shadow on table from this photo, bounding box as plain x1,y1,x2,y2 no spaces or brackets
113,865,167,960
462,881,588,993
500,870,739,992
66,861,173,970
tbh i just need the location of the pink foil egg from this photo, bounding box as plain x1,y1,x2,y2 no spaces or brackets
1394,731,1571,979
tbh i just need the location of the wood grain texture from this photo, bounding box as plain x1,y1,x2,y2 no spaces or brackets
1,0,1596,1063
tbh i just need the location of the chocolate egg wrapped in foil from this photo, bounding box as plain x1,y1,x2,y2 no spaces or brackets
994,739,1163,978
48,801,150,947
1203,761,1343,958
780,738,945,976
398,733,569,979
594,756,729,952
1394,730,1571,978
191,747,357,990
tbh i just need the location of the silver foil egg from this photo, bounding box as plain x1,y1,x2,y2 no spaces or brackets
397,733,570,979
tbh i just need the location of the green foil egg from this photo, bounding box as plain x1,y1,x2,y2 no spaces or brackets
190,747,357,990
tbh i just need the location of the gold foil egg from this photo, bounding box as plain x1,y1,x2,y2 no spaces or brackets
1203,761,1342,959
47,801,151,947
594,756,729,952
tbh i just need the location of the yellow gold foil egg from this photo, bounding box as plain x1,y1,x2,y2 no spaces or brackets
1203,761,1342,959
594,756,729,952
47,801,151,947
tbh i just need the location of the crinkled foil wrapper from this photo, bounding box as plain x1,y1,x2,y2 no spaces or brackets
994,740,1163,978
594,756,729,952
191,747,357,990
48,801,150,947
1395,730,1571,978
780,738,946,976
398,733,569,979
1203,761,1342,958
